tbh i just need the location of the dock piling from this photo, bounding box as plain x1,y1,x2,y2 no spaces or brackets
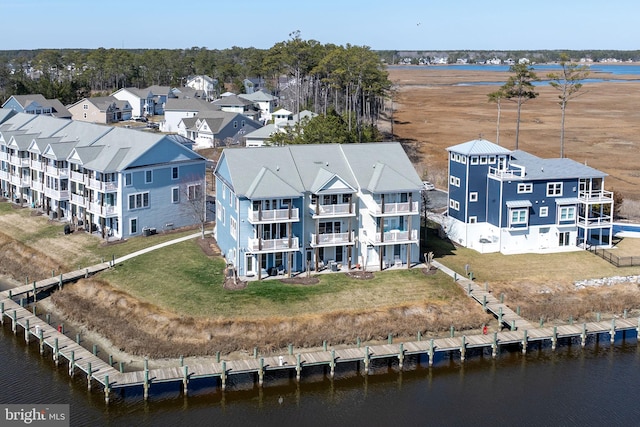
363,346,370,374
398,343,404,369
183,366,189,396
87,362,92,390
492,332,498,358
24,319,30,343
221,361,227,391
551,326,558,350
258,358,264,386
581,323,587,347
610,319,616,344
104,375,110,404
460,336,466,362
522,330,528,354
428,339,434,367
69,351,75,376
296,354,302,382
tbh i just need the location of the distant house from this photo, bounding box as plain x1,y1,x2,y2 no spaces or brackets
244,124,279,147
272,108,293,126
214,142,423,278
0,110,207,239
443,139,614,254
211,94,259,121
162,97,219,133
179,111,262,148
239,90,278,123
112,86,171,117
68,96,132,124
2,94,71,119
185,75,218,101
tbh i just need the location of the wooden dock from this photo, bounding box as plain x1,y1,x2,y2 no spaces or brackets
1,242,639,403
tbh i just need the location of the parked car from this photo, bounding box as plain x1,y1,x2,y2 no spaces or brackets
131,116,147,122
422,181,435,191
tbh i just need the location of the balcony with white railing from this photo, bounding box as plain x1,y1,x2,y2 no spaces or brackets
310,231,355,247
70,193,86,205
578,189,614,204
0,170,7,181
247,236,299,253
89,202,117,217
488,166,525,180
88,177,118,192
310,203,355,218
577,213,612,228
31,180,44,192
69,170,86,182
9,155,29,167
30,160,43,171
7,174,29,187
372,201,419,216
44,187,69,200
45,165,68,177
0,152,8,161
248,207,299,224
373,229,419,244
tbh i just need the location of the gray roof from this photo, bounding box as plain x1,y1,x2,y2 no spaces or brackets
0,108,17,124
239,91,277,102
510,150,607,180
245,123,278,139
447,138,512,155
5,94,71,118
165,97,217,112
212,94,253,108
217,142,422,198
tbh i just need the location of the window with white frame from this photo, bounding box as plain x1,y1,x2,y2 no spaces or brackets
480,156,487,164
539,206,548,217
449,176,460,187
509,208,528,226
230,217,237,240
83,104,88,110
128,192,149,210
172,167,178,180
216,201,222,221
471,156,479,165
461,155,467,164
130,218,138,234
518,183,533,193
559,206,576,221
188,184,202,200
469,216,477,223
171,187,179,203
547,182,563,196
221,206,225,225
145,170,152,184
125,173,132,186
449,199,460,210
450,152,456,161
488,156,496,164
469,192,478,202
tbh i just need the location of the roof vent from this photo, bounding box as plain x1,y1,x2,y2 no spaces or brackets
276,165,280,171
541,167,544,172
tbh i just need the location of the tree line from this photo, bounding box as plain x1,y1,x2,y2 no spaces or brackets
0,33,390,143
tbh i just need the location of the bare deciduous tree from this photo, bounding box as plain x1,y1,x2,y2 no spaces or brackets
179,176,210,238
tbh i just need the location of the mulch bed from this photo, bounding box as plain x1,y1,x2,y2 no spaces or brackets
223,277,247,290
345,270,375,280
422,266,438,276
280,276,320,285
196,236,219,257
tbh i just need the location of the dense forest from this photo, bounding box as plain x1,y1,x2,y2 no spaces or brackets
0,34,392,143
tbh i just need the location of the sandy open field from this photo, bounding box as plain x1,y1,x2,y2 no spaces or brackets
388,66,640,208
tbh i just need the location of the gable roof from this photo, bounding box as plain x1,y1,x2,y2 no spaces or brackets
3,94,71,118
212,94,254,108
216,142,422,198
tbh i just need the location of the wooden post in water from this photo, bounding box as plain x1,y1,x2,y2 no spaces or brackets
610,318,616,344
12,310,17,334
143,369,149,401
258,358,264,387
498,307,503,328
330,350,336,378
581,323,587,347
69,351,75,377
54,339,60,366
221,361,227,391
296,354,302,382
521,330,528,354
104,375,110,405
460,336,466,362
428,339,434,367
24,319,30,343
182,366,189,396
492,332,498,358
0,301,4,324
33,282,37,303
363,346,370,374
38,327,44,355
87,362,92,390
551,326,558,350
398,343,404,369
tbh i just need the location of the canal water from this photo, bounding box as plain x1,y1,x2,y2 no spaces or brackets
2,321,640,426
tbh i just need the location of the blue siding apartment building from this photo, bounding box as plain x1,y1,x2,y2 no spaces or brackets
444,139,613,254
214,143,423,279
0,109,206,239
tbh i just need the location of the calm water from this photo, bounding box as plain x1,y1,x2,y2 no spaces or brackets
2,321,640,426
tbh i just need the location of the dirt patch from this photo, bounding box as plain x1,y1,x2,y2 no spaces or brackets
195,236,220,257
223,276,247,290
422,267,438,276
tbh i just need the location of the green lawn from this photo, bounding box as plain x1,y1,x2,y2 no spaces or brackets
98,239,458,318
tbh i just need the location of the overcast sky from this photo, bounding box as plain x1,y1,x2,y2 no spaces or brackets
2,0,639,51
